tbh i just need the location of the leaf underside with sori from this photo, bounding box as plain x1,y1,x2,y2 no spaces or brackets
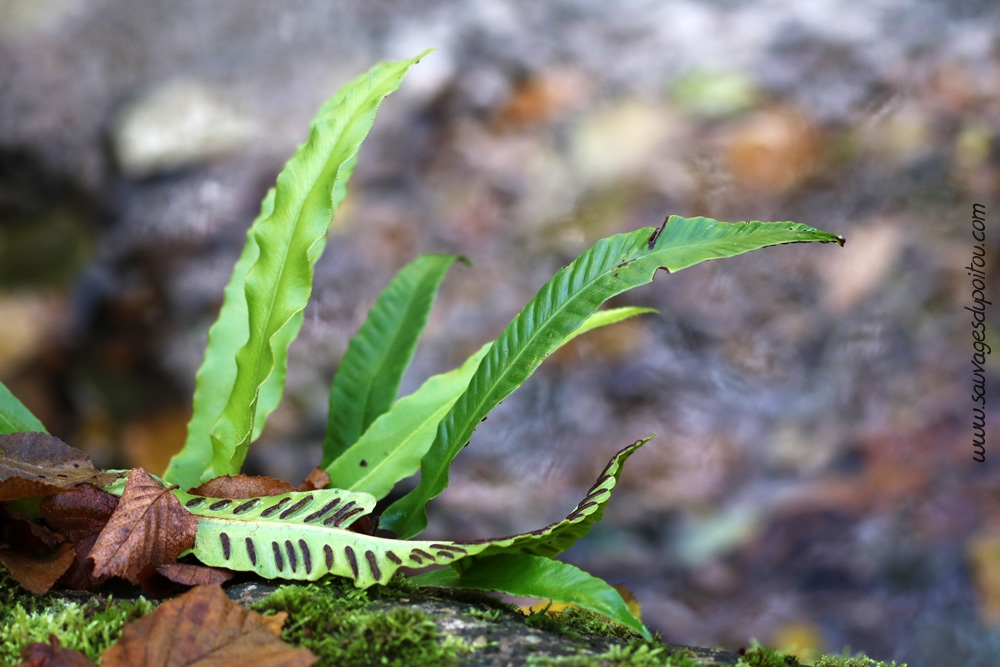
182,440,643,589
449,437,648,561
382,216,844,538
322,253,461,468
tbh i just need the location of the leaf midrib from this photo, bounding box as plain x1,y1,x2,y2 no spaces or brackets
226,88,382,453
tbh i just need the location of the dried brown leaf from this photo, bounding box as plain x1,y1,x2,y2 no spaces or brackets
0,543,75,595
190,474,296,499
155,563,232,587
138,563,233,598
90,469,198,584
0,432,122,501
101,585,317,667
1,504,64,552
40,484,119,543
16,634,96,667
38,485,120,590
298,468,329,491
56,534,105,590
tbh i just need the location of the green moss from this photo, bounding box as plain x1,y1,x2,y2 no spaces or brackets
813,654,906,667
253,577,468,666
737,644,800,667
0,570,154,665
522,603,643,642
526,639,700,666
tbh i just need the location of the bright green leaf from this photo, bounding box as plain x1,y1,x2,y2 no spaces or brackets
163,189,272,489
327,307,656,501
409,553,652,640
201,51,431,483
559,306,657,347
325,342,491,500
323,254,461,468
0,380,48,435
383,216,843,537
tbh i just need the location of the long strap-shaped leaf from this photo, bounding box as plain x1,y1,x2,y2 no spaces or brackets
409,553,651,640
184,440,642,590
452,437,649,560
200,51,431,483
0,380,47,434
383,217,844,537
322,254,461,467
325,342,492,499
326,308,653,501
163,190,273,489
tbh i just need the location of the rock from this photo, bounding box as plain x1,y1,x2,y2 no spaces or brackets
113,80,259,177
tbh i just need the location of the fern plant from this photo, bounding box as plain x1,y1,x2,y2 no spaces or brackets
0,51,843,639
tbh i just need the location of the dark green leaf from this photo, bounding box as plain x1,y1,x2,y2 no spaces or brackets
323,254,461,467
383,216,843,537
410,553,651,640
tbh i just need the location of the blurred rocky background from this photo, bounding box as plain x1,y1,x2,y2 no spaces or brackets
1,0,998,663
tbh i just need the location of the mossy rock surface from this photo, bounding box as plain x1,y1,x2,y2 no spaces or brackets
7,570,902,666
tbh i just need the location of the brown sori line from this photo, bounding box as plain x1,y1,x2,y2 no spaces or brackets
272,541,284,572
583,475,612,498
436,551,455,559
246,537,257,566
220,532,231,560
386,551,402,565
430,543,467,554
324,501,358,526
285,540,297,572
409,553,425,565
572,501,599,515
209,499,233,511
299,539,312,575
185,498,204,508
564,511,584,522
345,546,359,579
582,488,610,504
279,495,314,520
332,506,365,527
411,548,434,561
305,498,342,522
324,544,334,570
232,498,260,515
261,497,292,518
366,550,381,581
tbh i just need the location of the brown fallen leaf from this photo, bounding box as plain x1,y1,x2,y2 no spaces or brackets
138,562,233,598
298,467,329,491
101,585,317,667
0,504,75,594
155,563,233,587
39,485,120,590
40,485,119,543
55,534,105,591
16,634,96,667
90,468,198,584
0,543,75,595
0,432,122,501
1,503,65,552
190,474,296,499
